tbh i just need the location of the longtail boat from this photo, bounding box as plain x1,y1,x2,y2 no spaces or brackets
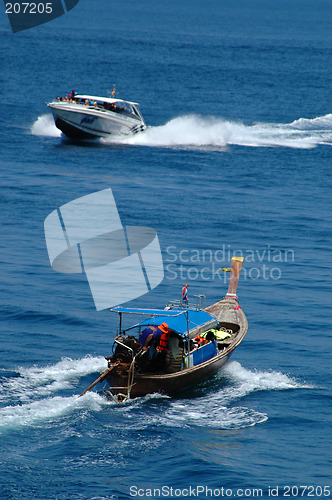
80,256,247,402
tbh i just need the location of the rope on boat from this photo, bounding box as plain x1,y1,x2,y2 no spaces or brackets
219,327,234,335
127,358,136,396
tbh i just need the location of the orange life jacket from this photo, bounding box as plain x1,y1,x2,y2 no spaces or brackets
158,331,171,352
195,334,208,347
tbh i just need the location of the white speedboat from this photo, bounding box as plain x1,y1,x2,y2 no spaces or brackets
47,94,146,140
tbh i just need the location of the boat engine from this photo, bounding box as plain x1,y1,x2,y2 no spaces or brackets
108,335,140,364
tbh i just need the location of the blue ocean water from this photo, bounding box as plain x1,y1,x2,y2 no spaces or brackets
0,0,331,499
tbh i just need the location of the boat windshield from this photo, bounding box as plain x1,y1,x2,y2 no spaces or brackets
97,100,139,119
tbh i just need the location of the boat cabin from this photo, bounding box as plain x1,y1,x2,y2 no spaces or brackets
108,306,238,375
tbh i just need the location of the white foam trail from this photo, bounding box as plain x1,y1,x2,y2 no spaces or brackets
290,113,332,129
0,392,107,432
167,361,311,429
119,361,313,430
0,356,109,433
30,114,61,137
160,401,268,429
169,361,310,428
31,112,332,149
0,356,108,403
221,360,314,400
0,359,313,432
109,385,267,430
117,115,230,148
110,113,332,150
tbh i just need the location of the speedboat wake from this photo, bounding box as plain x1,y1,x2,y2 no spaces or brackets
31,113,332,150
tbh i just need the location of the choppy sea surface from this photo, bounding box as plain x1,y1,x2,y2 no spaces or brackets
0,0,331,498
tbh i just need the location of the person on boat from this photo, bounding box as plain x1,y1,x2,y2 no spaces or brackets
139,323,172,372
139,325,157,349
139,323,170,351
157,324,172,354
165,336,184,373
195,333,208,347
140,323,171,357
194,330,216,347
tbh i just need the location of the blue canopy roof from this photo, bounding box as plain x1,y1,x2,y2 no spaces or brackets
111,306,217,336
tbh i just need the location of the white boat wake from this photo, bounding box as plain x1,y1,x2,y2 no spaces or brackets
0,356,108,404
31,113,332,150
133,361,314,430
0,356,108,433
0,358,314,433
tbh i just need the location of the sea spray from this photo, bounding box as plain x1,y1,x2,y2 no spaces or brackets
31,114,62,137
113,113,332,150
0,392,108,433
0,356,108,404
31,113,332,149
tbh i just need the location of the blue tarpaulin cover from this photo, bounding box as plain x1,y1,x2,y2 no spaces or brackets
191,341,217,366
111,306,217,336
